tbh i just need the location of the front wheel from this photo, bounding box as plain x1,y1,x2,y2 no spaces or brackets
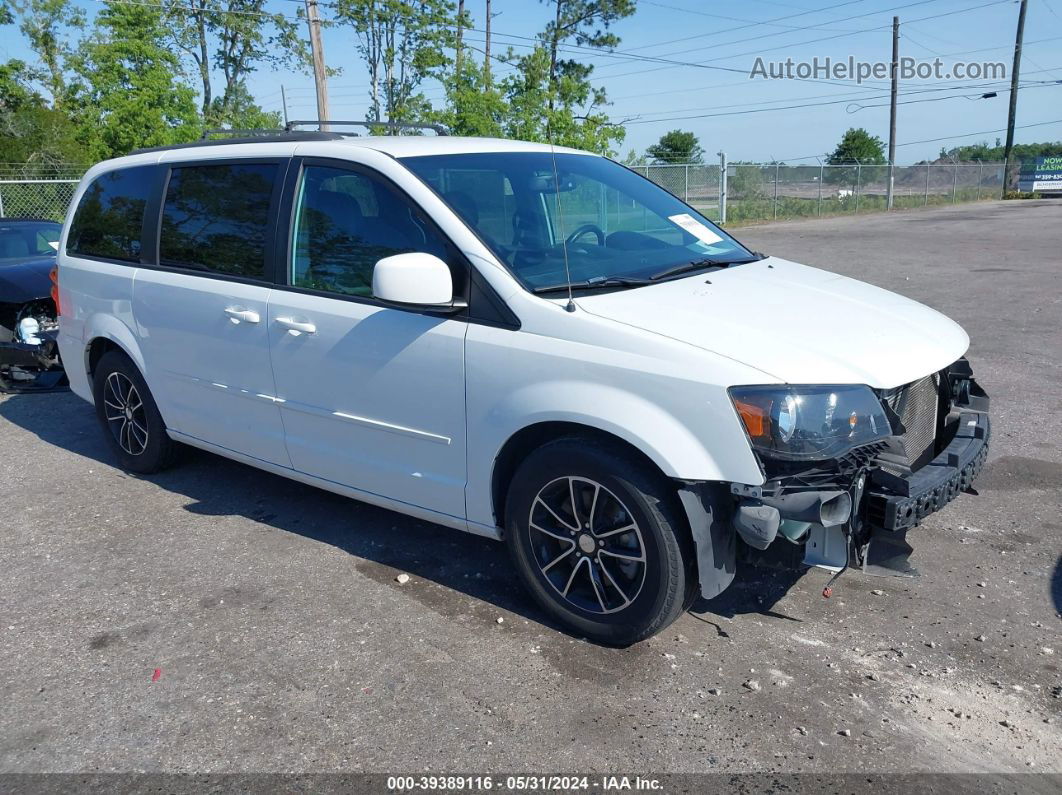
504,438,696,645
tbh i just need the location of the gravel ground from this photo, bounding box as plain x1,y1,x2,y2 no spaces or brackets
0,199,1059,776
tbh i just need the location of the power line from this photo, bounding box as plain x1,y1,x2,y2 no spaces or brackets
628,0,870,48
624,80,1060,126
586,0,950,79
896,116,1062,147
621,78,1015,120
588,0,1012,83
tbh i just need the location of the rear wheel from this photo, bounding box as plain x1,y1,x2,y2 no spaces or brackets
505,438,696,645
92,350,179,474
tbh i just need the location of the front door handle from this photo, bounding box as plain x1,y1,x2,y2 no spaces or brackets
275,316,317,336
224,307,260,324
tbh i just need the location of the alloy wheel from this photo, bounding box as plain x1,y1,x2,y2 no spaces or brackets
527,476,647,615
102,371,149,456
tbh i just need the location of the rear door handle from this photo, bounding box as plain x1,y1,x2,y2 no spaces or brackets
224,307,260,324
275,316,317,336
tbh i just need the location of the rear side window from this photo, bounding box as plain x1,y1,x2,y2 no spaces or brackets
67,166,154,262
159,163,278,279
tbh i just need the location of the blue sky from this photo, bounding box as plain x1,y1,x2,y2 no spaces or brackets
3,0,1061,163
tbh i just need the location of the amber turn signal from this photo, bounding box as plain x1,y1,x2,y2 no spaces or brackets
733,395,772,440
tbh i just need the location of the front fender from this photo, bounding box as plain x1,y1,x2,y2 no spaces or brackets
465,378,763,532
492,380,734,480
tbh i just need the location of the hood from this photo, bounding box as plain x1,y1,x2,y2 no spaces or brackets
576,257,969,390
0,255,55,305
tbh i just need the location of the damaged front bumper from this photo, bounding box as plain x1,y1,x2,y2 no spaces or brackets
0,323,67,393
866,410,990,531
682,359,990,600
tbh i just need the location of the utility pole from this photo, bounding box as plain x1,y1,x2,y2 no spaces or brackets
305,0,329,130
280,84,289,128
484,0,493,82
1003,0,1028,190
887,16,899,210
456,0,465,75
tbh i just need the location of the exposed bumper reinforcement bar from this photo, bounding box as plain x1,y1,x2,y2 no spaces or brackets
866,410,990,532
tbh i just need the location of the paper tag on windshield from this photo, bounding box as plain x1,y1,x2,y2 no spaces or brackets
668,213,723,244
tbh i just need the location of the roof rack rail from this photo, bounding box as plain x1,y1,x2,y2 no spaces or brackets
284,119,449,136
200,127,284,140
132,131,346,154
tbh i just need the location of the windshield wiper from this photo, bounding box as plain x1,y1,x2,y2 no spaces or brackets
532,275,652,294
649,255,760,282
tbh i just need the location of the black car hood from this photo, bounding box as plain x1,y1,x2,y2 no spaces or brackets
0,255,55,304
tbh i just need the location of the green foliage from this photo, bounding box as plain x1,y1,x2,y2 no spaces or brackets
0,59,44,111
943,139,1062,165
621,148,646,166
825,127,886,185
646,129,703,164
0,102,93,168
334,0,456,127
728,162,769,199
5,0,85,107
163,0,307,122
827,127,887,164
499,44,623,154
437,57,506,137
541,0,635,92
206,80,282,131
73,2,200,157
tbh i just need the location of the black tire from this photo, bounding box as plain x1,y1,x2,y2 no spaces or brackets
504,437,696,646
92,350,179,474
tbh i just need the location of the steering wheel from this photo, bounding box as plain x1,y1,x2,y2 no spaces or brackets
565,223,605,247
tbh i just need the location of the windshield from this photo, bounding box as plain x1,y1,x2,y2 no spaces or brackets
399,152,755,291
0,221,61,262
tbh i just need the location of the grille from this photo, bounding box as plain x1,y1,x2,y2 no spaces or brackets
881,374,940,471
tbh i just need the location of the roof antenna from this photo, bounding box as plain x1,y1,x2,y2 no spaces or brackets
546,121,576,313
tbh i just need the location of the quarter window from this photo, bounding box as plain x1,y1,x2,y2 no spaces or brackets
291,165,447,297
67,166,154,262
160,163,278,279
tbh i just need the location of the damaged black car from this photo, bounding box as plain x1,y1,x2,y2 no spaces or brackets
0,218,67,392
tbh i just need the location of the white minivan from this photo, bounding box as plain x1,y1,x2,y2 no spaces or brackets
56,130,990,644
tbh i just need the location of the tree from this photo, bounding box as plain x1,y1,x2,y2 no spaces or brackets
621,148,646,167
501,44,624,154
510,0,634,153
5,0,85,107
827,127,886,165
206,80,282,131
541,0,634,109
826,127,886,185
440,56,506,137
163,0,305,124
73,2,199,157
0,59,44,111
496,1,635,155
942,138,1062,165
335,0,456,128
646,129,703,164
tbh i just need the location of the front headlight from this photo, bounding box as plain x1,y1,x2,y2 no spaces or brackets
729,384,892,461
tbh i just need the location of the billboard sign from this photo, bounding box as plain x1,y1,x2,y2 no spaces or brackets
1018,156,1062,192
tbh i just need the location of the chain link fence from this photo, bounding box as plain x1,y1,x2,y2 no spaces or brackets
633,161,1006,225
0,180,81,221
0,161,1009,227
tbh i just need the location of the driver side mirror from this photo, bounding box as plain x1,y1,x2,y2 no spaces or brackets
372,253,463,311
